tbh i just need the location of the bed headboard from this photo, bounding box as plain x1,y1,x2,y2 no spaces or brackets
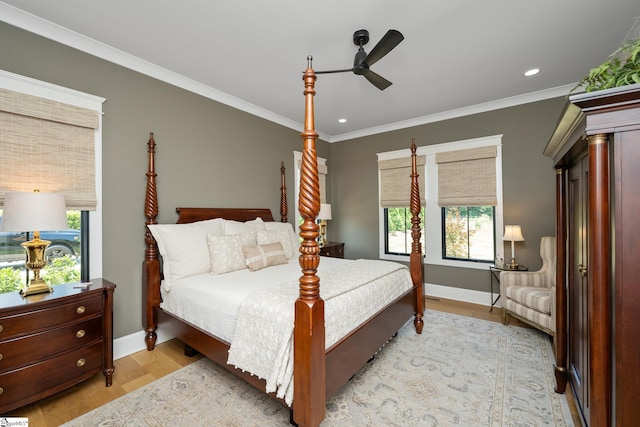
175,207,275,224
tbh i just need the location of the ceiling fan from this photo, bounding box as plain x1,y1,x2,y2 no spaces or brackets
316,29,404,90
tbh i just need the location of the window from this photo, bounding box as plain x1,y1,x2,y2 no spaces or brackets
0,209,84,293
384,207,425,255
442,206,495,262
378,135,503,269
0,70,104,292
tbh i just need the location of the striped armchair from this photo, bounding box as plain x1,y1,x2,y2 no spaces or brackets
500,236,556,335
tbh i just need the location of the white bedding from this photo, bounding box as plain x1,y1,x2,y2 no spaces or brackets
160,257,347,342
160,256,413,405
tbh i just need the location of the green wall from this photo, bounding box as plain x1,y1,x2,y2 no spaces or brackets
1,20,566,336
331,99,566,293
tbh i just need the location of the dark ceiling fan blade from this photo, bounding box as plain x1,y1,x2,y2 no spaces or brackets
362,69,392,90
364,29,404,67
315,67,355,75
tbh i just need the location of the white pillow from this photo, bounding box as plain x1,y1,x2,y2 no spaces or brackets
264,221,300,257
147,218,224,290
222,217,266,235
207,232,256,275
257,229,296,259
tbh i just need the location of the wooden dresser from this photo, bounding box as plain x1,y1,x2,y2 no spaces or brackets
0,279,115,413
545,84,640,426
319,242,345,258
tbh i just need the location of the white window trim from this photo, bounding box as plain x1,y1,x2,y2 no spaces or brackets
293,151,327,222
0,70,105,278
377,135,504,270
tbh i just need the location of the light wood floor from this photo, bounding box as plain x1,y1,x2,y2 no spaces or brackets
6,298,582,426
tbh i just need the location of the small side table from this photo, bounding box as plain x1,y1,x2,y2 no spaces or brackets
489,264,527,311
319,242,345,259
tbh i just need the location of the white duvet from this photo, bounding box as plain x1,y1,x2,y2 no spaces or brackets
160,257,413,406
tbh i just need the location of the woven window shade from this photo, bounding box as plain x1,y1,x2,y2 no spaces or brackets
0,88,99,210
297,160,328,203
436,146,497,206
379,155,425,208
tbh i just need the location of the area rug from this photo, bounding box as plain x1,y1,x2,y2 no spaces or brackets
63,310,574,426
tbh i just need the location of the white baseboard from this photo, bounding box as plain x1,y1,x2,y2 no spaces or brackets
113,284,496,360
113,329,175,361
424,282,499,308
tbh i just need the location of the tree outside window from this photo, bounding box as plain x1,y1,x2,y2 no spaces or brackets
443,206,494,262
385,207,425,255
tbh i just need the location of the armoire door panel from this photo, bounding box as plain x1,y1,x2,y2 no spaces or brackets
568,156,589,424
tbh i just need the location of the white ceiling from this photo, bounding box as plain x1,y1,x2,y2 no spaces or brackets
2,1,640,142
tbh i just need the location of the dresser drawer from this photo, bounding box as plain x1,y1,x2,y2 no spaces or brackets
0,294,103,340
0,316,103,373
0,340,103,413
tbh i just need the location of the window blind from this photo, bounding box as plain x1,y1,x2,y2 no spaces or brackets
435,146,497,206
0,88,99,210
378,155,426,208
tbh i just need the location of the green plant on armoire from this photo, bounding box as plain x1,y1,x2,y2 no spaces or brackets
574,36,640,92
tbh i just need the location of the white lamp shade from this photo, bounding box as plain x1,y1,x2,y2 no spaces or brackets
503,225,524,242
318,203,332,221
0,192,68,232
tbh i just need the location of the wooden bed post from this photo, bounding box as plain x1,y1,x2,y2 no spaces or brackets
410,140,424,334
143,132,161,351
280,161,288,223
293,56,325,427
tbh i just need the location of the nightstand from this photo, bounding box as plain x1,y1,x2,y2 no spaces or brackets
319,242,345,259
0,279,116,413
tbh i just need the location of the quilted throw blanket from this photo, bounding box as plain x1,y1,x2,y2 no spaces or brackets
226,259,412,405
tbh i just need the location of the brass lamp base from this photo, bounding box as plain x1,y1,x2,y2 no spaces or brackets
20,235,54,297
318,220,328,248
507,258,520,269
20,278,53,296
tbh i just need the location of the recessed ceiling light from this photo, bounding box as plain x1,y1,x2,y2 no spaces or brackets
524,68,540,77
338,118,347,123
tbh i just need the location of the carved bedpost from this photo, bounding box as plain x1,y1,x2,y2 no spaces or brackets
280,161,288,223
293,56,325,427
410,140,424,334
143,132,161,351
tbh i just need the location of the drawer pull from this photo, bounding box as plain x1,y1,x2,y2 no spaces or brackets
76,305,86,315
76,329,86,339
76,358,86,368
0,325,3,333
0,353,3,361
0,387,3,396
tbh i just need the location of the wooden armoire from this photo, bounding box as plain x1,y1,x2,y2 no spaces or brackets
545,84,640,426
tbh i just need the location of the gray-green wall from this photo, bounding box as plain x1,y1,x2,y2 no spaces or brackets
0,22,329,338
331,99,565,293
1,21,565,337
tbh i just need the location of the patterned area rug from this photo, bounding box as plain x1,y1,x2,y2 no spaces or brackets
63,310,574,426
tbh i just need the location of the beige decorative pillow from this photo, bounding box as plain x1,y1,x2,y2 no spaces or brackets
207,232,256,275
242,242,288,271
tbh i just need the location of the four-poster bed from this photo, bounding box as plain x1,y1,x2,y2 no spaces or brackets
142,57,424,427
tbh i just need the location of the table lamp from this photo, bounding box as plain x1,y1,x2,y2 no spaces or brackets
0,190,68,296
317,203,332,248
503,225,524,269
